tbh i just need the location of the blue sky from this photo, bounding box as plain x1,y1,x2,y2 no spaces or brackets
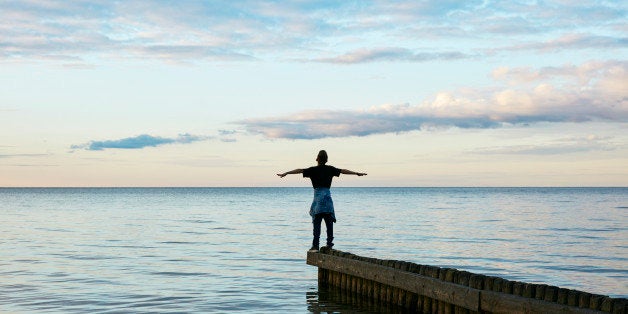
1,1,627,187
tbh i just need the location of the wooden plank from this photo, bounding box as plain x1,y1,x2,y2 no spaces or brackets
307,251,480,311
480,290,604,314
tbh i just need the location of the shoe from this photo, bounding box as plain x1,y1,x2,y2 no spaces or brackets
320,245,333,253
309,245,319,251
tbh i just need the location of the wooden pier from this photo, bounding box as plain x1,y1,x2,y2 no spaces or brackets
307,248,627,313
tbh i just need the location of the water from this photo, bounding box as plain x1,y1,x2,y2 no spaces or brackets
1,187,626,312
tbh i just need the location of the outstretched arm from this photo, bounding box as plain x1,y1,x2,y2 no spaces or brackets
277,169,304,178
341,169,367,176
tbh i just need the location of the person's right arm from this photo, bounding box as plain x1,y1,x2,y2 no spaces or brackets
277,169,304,178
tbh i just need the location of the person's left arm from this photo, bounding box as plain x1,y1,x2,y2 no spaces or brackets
340,169,367,176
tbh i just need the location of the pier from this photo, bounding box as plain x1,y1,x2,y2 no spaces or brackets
307,248,627,313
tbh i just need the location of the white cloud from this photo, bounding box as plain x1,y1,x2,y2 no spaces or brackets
498,34,628,53
310,47,470,64
492,60,618,83
471,135,619,155
1,1,624,63
238,61,628,139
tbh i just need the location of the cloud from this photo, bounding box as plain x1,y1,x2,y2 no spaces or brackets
128,45,255,63
310,47,470,64
71,134,210,151
238,61,628,139
218,129,237,136
499,34,628,53
0,1,267,63
0,153,50,158
471,135,619,155
1,1,624,64
492,60,626,84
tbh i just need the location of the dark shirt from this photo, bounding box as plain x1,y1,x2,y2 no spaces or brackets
303,165,341,188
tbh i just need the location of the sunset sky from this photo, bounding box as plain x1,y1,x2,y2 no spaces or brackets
1,1,627,187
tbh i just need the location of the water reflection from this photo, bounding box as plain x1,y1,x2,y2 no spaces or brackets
306,287,408,314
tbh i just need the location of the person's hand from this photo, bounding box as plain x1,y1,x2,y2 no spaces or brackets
277,173,286,178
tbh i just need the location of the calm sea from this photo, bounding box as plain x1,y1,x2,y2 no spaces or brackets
1,187,626,313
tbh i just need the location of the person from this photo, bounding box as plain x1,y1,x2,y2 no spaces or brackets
277,150,367,251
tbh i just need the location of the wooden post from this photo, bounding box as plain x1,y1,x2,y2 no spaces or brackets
568,290,581,307
545,285,559,302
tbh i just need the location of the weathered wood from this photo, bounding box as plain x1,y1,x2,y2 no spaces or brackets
307,251,481,311
512,281,524,297
590,294,605,310
558,288,570,304
469,274,484,290
406,292,417,311
373,281,380,301
480,290,605,314
307,250,620,314
536,284,547,300
568,290,581,307
502,280,514,295
601,297,613,312
357,276,363,296
523,283,535,298
423,294,432,313
612,298,627,314
579,293,591,308
546,285,559,302
317,267,325,285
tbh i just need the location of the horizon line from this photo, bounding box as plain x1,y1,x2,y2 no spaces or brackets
1,186,626,189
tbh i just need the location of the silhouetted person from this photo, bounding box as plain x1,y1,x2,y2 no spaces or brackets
277,150,367,251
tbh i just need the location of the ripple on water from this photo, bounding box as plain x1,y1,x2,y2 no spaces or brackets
1,187,626,312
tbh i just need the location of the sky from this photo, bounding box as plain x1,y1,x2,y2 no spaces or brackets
1,0,627,187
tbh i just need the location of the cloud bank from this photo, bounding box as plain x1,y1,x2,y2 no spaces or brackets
72,134,209,151
1,1,625,64
239,61,628,139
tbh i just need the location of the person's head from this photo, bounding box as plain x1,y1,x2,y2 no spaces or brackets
316,150,328,165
